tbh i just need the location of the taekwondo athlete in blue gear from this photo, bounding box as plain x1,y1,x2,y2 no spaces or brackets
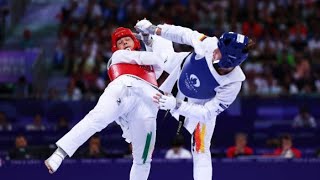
135,19,254,180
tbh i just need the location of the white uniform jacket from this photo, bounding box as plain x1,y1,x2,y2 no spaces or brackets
151,24,246,133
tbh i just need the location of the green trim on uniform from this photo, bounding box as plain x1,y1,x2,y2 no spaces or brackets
142,132,152,164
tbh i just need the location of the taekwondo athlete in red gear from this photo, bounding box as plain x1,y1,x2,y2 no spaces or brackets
45,27,167,180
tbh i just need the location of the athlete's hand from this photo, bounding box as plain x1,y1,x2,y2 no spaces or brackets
134,32,153,46
153,93,177,110
133,33,143,40
135,19,157,35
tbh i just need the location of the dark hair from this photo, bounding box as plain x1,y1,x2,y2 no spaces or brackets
235,133,247,139
16,134,26,139
242,38,256,53
0,111,6,116
91,133,100,139
299,105,309,113
280,134,292,141
172,135,185,147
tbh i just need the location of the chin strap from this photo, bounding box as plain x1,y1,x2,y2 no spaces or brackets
212,59,220,64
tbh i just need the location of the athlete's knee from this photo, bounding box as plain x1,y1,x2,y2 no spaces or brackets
82,110,112,131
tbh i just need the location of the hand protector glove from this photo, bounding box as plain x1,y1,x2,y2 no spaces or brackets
135,19,158,35
158,94,177,111
134,32,153,46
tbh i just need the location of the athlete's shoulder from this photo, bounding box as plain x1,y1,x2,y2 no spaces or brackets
227,66,246,82
200,36,219,60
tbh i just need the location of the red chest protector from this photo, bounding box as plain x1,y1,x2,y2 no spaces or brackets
108,63,158,87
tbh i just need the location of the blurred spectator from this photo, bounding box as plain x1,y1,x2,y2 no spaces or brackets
0,111,12,131
242,15,263,39
316,74,320,93
0,0,9,44
14,76,30,99
292,106,317,128
165,135,192,159
0,0,305,99
281,73,299,95
293,58,314,92
226,133,253,158
47,88,60,100
62,80,82,101
316,149,320,158
25,113,46,131
53,41,65,70
289,20,308,42
0,0,319,99
272,134,301,158
21,28,34,49
55,116,70,133
308,32,320,53
265,138,280,149
80,134,107,159
9,135,32,160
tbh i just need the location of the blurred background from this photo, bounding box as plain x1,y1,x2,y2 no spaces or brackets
0,0,320,179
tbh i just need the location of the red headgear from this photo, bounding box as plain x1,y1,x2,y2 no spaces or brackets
111,27,141,52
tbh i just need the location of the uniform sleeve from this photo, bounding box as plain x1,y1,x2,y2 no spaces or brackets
245,147,254,155
158,24,211,56
310,117,317,128
146,35,174,57
226,147,235,158
144,35,177,73
144,34,191,74
292,116,300,128
293,149,302,158
173,81,242,122
111,50,162,66
111,50,164,78
164,150,173,159
273,149,282,156
158,24,206,47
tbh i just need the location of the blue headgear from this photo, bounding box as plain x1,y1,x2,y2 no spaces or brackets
217,32,249,68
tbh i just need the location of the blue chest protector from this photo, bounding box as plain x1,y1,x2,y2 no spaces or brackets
178,53,220,99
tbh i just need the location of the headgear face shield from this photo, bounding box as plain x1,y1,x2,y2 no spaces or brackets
111,27,141,52
217,32,249,68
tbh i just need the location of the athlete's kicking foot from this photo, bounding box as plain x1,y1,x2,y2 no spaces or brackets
44,147,67,174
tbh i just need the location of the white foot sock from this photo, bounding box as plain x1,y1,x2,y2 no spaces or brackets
45,147,67,174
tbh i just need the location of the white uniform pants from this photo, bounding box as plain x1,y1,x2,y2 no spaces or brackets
56,76,158,180
178,98,216,180
190,118,216,180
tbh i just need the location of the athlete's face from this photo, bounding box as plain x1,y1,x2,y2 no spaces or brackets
281,138,292,150
213,48,222,61
116,36,135,50
213,48,234,72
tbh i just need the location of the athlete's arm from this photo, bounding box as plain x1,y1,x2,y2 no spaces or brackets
156,81,242,122
110,50,164,78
